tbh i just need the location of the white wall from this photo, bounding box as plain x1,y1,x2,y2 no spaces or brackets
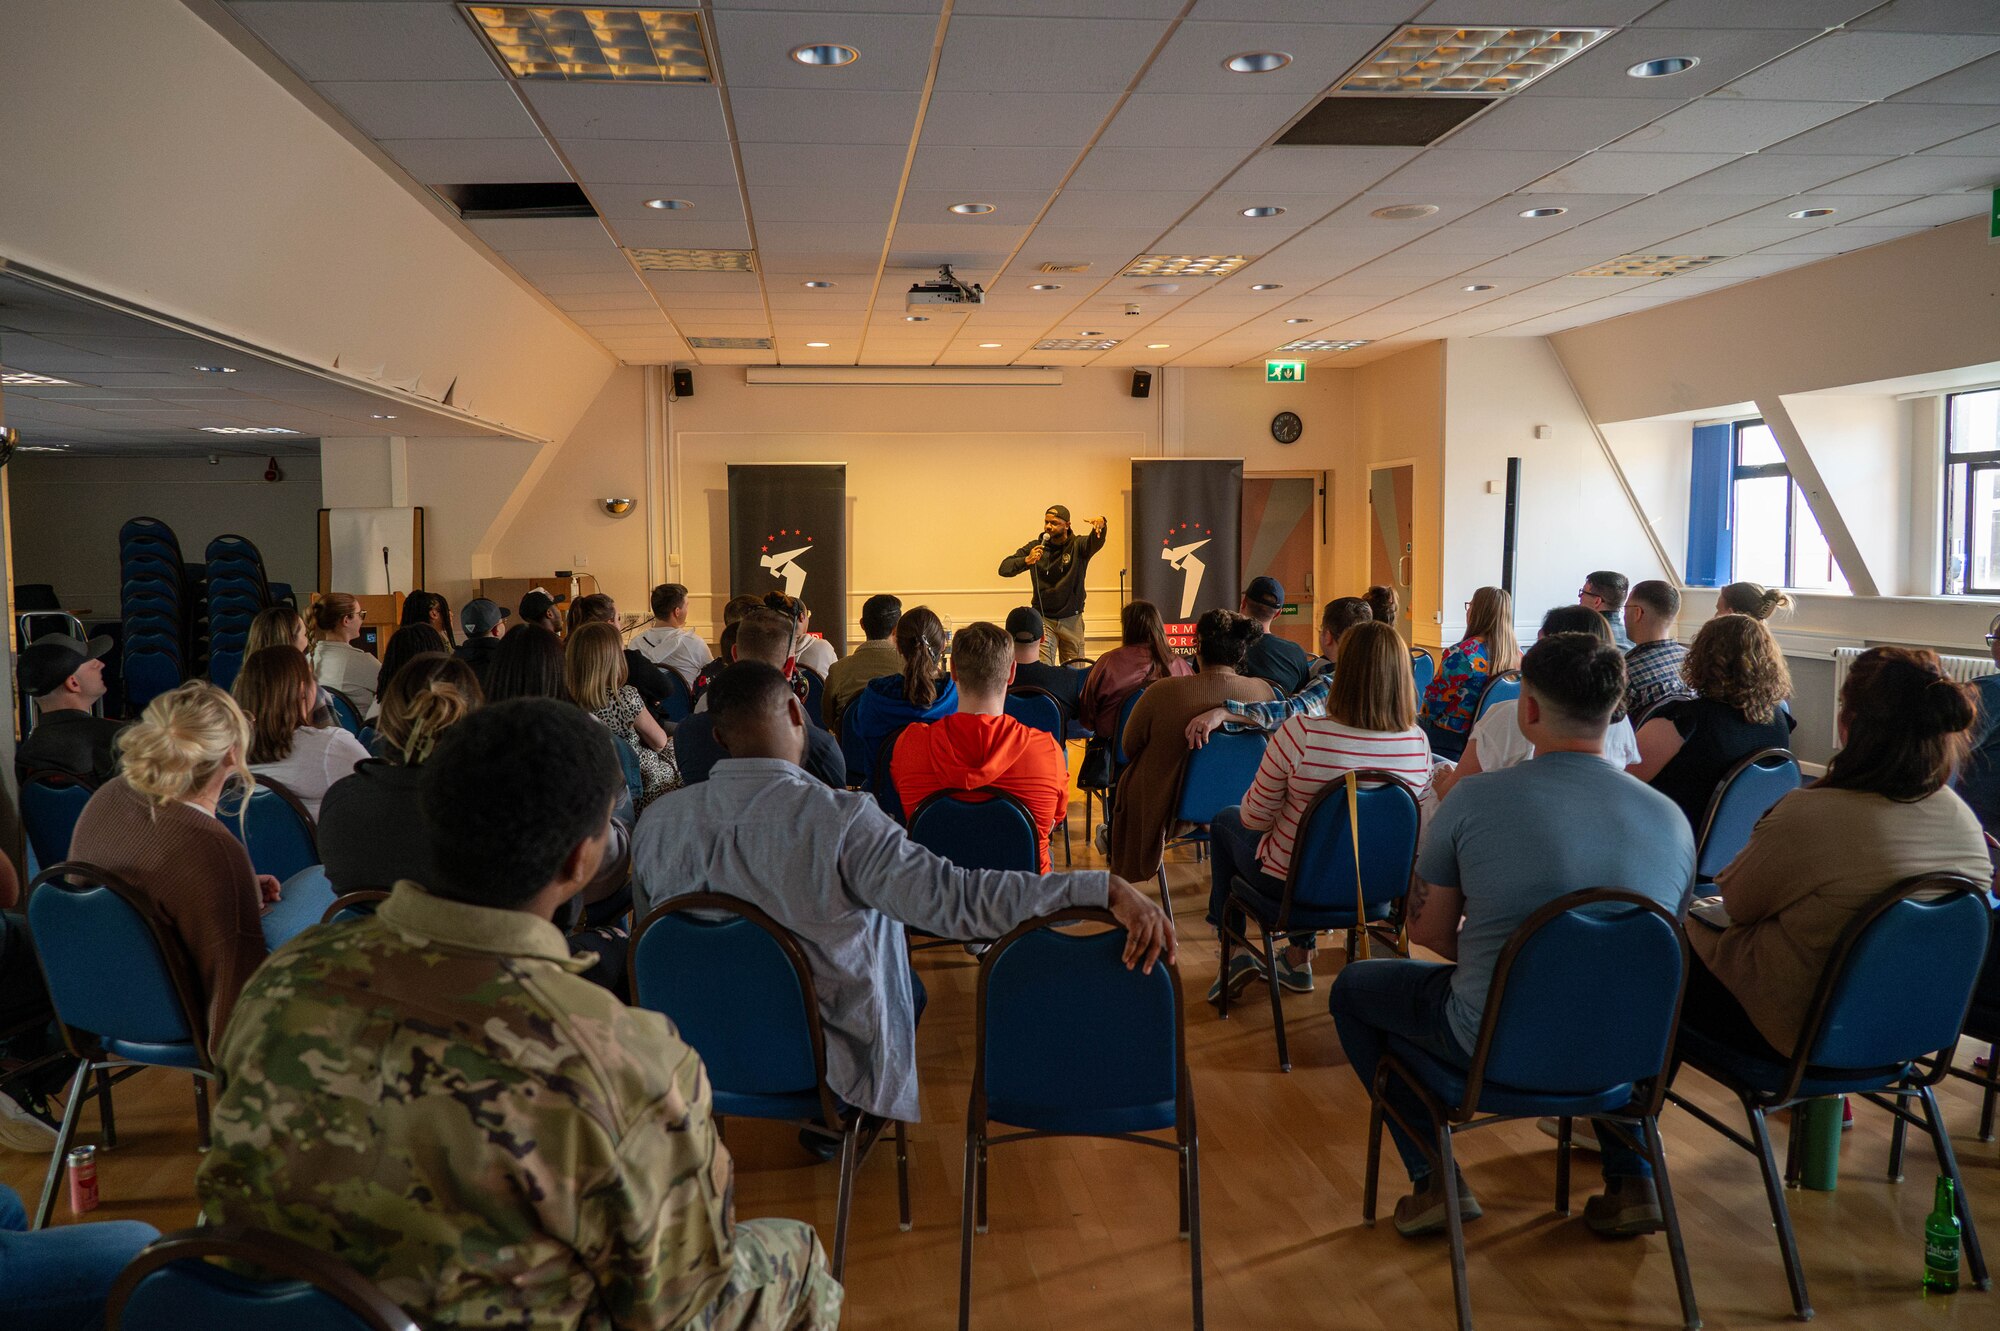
1348,344,1445,647
1781,393,1914,596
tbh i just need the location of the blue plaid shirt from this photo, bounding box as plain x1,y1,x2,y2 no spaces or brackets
1221,660,1333,731
1625,639,1692,716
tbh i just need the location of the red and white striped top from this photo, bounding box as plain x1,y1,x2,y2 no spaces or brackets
1239,717,1433,879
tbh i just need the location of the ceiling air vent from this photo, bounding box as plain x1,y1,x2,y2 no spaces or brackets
627,248,757,272
1573,254,1727,277
436,182,597,220
1277,96,1493,147
687,336,773,350
1038,262,1091,274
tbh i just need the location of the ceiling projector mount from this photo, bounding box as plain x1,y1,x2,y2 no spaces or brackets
906,263,984,313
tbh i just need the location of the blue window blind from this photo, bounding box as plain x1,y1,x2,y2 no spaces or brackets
1686,423,1733,587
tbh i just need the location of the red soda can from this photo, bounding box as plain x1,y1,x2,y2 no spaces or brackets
68,1145,99,1214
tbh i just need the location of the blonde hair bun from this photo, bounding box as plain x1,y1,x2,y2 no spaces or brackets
115,681,252,805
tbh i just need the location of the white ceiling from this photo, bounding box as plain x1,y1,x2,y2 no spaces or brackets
0,269,512,455
204,0,2000,370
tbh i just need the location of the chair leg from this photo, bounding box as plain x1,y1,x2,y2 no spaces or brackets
1186,1132,1205,1331
1918,1083,1988,1290
1643,1113,1704,1330
895,1118,911,1232
1156,863,1175,917
831,1119,861,1281
1782,1107,1802,1189
957,1127,978,1331
1744,1100,1814,1321
1982,1069,1997,1143
1362,1094,1384,1226
1217,919,1234,1021
1263,926,1290,1073
95,1066,117,1149
1176,1140,1190,1239
1555,1116,1573,1216
1438,1125,1474,1331
975,1137,989,1235
1888,1095,1908,1183
33,1059,92,1230
1061,813,1072,868
193,1075,212,1151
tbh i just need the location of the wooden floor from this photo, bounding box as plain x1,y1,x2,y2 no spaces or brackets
7,830,1998,1330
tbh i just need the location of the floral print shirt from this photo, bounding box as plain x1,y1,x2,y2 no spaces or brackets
1422,637,1495,735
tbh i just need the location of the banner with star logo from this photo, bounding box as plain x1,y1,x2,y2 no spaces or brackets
1131,458,1243,650
728,463,848,653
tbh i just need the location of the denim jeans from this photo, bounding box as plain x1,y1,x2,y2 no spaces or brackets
1328,958,1652,1184
1205,807,1311,950
0,1183,159,1331
258,864,338,949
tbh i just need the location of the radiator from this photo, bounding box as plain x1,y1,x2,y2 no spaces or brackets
1830,646,1994,747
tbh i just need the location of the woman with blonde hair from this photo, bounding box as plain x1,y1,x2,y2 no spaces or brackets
232,645,369,819
304,591,379,715
245,605,308,657
1419,586,1520,761
565,621,678,810
1715,581,1791,622
1630,613,1795,828
839,607,959,785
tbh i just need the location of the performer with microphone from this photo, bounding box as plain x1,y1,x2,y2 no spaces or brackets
999,504,1107,663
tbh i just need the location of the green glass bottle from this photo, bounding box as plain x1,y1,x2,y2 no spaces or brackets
1924,1175,1961,1293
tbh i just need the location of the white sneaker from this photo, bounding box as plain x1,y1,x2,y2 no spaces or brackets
1093,822,1109,855
0,1087,59,1153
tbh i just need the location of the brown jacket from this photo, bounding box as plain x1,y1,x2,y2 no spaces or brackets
1110,669,1275,880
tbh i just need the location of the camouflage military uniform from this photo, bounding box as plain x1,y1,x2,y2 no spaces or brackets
196,882,841,1330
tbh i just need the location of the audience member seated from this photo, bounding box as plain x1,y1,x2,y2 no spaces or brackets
245,604,309,658
891,622,1068,865
674,609,846,788
0,1181,159,1331
68,683,307,1055
1109,610,1272,883
483,623,568,703
198,698,841,1330
1715,580,1791,622
452,597,509,689
634,661,1173,1125
1419,586,1519,762
1364,584,1399,626
569,592,677,723
1183,596,1376,746
1004,607,1085,720
1206,621,1433,1001
824,594,904,728
305,592,380,715
15,634,123,783
517,587,565,636
1623,579,1692,717
691,594,764,702
631,582,708,688
1953,613,2000,834
566,621,679,811
0,853,69,1151
1433,606,1639,800
1579,570,1633,649
1687,647,1991,1060
1630,614,1795,830
839,607,959,785
367,624,448,721
1330,633,1695,1239
1240,576,1311,694
1077,599,1191,739
765,592,838,679
232,646,370,820
399,590,455,647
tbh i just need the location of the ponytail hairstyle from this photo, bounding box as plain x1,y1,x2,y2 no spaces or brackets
1120,600,1177,681
1822,646,1977,801
563,621,629,713
306,591,359,645
232,645,317,763
895,607,949,710
1717,581,1792,621
376,652,482,766
115,680,253,809
1464,586,1521,673
246,605,307,657
1193,609,1258,671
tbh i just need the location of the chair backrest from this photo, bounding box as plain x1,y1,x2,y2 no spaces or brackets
1793,875,1990,1082
1003,686,1065,751
976,908,1186,1134
1410,648,1436,695
1465,890,1687,1105
1695,747,1802,879
321,689,364,736
218,777,321,882
1113,685,1148,767
609,734,646,810
1170,729,1268,826
871,724,910,820
1284,773,1421,916
908,789,1041,872
1471,669,1522,723
108,1225,418,1331
27,863,210,1056
20,770,95,868
652,662,694,724
628,893,837,1119
797,666,828,732
321,889,391,925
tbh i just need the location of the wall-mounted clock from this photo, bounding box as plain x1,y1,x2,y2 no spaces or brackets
1271,411,1303,445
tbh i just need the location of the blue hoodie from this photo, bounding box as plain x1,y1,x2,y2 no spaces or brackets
841,674,958,784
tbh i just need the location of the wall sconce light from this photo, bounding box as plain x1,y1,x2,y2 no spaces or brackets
600,497,636,518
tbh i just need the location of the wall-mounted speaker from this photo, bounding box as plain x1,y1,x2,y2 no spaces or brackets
671,367,694,398
1131,369,1153,399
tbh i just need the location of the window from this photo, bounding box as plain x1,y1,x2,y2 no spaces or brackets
1730,420,1847,593
1942,387,2000,595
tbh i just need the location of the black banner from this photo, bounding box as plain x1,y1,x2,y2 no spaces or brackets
1131,459,1243,651
728,464,848,654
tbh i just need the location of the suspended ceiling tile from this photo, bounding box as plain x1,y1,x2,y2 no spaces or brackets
1134,21,1386,98
1521,28,1822,100
316,80,537,139
708,9,941,92
1316,193,1496,229
1724,194,1922,225
1525,150,1744,194
521,83,729,142
887,223,1032,254
1769,101,2000,154
899,188,1057,222
936,17,1169,94
228,2,501,82
737,141,909,190
558,139,741,185
1835,193,1993,226
1414,1,1661,22
1456,193,1645,228
756,250,885,273
558,292,663,311
753,220,890,251
524,271,654,296
1096,94,1307,149
464,217,616,250
1818,153,2000,192
590,182,746,220
727,89,923,145
1612,99,1860,154
577,309,680,327
909,145,1081,195
1723,31,2000,101
378,137,567,184
605,218,755,248
1439,96,1681,153
1851,0,2000,34
1890,51,2000,102
502,248,638,277
1370,149,1585,198
920,91,1124,147
1068,145,1255,192
1686,251,1837,279
1670,152,1885,193
1924,122,2000,154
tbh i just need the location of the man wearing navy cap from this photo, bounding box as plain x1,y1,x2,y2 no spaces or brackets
15,634,125,783
1241,576,1311,695
998,504,1106,664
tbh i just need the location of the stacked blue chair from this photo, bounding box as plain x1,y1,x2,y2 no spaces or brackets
108,1225,419,1331
119,518,193,708
204,534,274,691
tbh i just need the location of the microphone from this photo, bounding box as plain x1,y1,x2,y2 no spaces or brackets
381,545,391,592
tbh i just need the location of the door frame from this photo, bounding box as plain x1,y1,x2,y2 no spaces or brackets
1244,468,1326,650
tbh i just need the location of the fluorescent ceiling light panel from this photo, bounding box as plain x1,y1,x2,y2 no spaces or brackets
464,6,710,83
1278,339,1371,353
686,336,773,349
1573,254,1727,277
201,426,299,435
0,369,75,386
1120,255,1253,279
1337,26,1610,96
1036,338,1121,351
626,247,756,271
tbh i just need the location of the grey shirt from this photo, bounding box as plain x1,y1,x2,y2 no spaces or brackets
632,757,1109,1120
1417,751,1695,1052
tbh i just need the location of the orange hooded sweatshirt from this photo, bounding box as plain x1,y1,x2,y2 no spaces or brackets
890,712,1069,872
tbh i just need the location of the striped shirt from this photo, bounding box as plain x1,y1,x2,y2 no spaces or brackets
1238,717,1434,879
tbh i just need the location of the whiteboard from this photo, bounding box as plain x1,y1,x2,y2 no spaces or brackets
322,507,424,593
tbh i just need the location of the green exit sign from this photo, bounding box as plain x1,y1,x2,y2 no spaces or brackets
1266,359,1306,383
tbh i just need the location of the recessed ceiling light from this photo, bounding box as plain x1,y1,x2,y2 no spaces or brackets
1121,254,1252,278
1628,56,1700,79
1226,51,1292,74
1279,339,1370,353
1339,26,1611,95
906,315,928,322
1462,283,1495,292
201,426,299,435
1788,207,1837,219
791,43,859,67
1249,283,1283,291
1036,338,1120,351
1081,330,1105,336
468,7,713,84
979,342,1003,348
1241,206,1287,218
1573,254,1727,278
949,202,996,215
1030,283,1063,291
1,370,74,386
1519,206,1568,219
644,198,693,210
1285,318,1312,324
802,280,835,288
1147,343,1170,349
1370,204,1438,221
805,341,831,348
192,365,236,374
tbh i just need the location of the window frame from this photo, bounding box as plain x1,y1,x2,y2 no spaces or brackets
1942,388,2000,597
1730,418,1795,587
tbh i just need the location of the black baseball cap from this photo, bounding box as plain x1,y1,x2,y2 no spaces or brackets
1245,576,1285,611
462,598,509,635
519,589,559,623
1045,504,1071,524
20,633,113,697
1005,607,1045,644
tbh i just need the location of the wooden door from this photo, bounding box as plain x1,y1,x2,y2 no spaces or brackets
1242,474,1319,651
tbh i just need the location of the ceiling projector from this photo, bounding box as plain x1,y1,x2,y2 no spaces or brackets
906,263,984,313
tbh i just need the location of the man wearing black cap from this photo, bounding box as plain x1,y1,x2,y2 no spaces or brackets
1241,576,1311,695
16,635,126,784
998,505,1106,664
1005,607,1084,723
518,588,565,636
453,598,510,691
